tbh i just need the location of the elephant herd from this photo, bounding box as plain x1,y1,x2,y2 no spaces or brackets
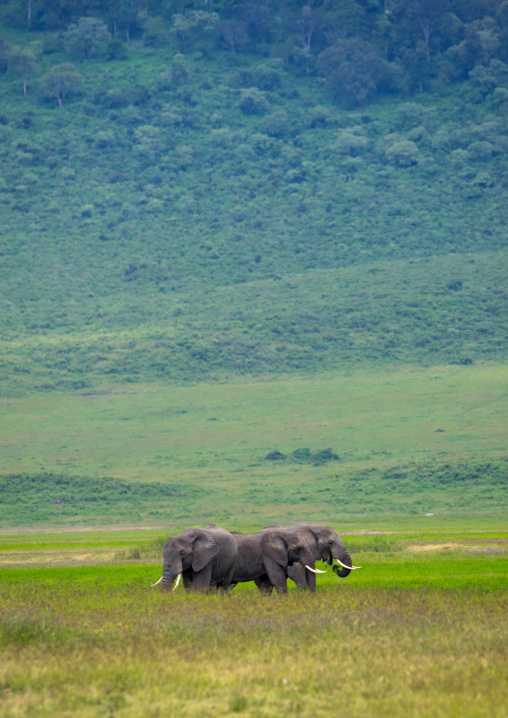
151,523,361,594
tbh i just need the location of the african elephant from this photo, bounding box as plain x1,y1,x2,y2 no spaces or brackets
227,525,328,594
152,523,237,592
284,523,361,591
232,524,360,593
253,563,307,593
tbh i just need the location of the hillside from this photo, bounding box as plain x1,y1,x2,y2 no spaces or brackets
1,2,507,394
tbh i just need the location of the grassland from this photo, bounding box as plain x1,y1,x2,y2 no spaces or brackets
0,529,506,718
2,238,507,395
0,363,507,528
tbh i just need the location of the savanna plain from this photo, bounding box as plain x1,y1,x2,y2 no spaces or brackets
1,1,508,713
1,365,507,718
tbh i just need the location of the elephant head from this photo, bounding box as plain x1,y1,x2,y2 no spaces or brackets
159,528,219,590
293,524,361,578
259,526,324,588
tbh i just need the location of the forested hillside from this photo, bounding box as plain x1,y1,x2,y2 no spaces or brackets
1,0,507,393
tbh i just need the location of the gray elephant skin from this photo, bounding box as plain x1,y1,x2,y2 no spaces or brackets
229,523,358,594
154,524,237,591
286,523,358,591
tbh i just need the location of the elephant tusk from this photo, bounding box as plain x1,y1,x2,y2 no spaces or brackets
305,564,327,574
335,558,362,570
172,573,182,591
151,577,163,586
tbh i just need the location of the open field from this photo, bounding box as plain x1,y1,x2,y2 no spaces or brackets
1,363,507,528
1,528,507,718
1,365,506,715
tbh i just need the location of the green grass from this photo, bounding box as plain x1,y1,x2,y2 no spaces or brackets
0,532,506,717
2,250,507,393
1,363,506,528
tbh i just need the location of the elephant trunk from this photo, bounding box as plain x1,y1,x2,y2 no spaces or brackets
332,549,353,578
160,558,182,591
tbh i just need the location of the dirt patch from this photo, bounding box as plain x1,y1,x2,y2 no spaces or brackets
340,530,406,535
0,550,117,566
408,542,505,553
409,543,460,552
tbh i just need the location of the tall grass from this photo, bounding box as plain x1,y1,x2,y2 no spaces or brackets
0,548,506,718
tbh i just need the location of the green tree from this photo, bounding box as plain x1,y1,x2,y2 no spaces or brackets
295,5,324,54
171,11,219,52
389,0,456,65
318,38,399,106
42,63,83,107
63,17,112,59
8,47,39,96
216,19,248,57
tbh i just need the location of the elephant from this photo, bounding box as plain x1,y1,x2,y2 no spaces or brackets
226,525,331,594
151,523,237,592
284,523,361,591
229,524,360,594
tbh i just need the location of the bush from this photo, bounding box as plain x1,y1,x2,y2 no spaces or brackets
385,140,419,167
265,450,286,460
467,141,496,160
333,131,368,156
262,110,290,138
236,88,270,115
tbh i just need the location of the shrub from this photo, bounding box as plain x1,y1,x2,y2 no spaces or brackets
265,450,286,460
236,88,270,115
94,130,115,148
252,60,285,91
262,110,290,138
467,141,496,160
333,131,368,156
248,132,278,154
308,105,332,128
385,140,419,167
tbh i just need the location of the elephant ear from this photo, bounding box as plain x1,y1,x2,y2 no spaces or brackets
260,531,288,567
286,531,316,567
192,531,219,573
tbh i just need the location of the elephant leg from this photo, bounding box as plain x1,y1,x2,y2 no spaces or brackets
192,563,213,591
264,558,288,594
288,563,307,589
304,567,317,593
254,575,274,594
220,563,236,592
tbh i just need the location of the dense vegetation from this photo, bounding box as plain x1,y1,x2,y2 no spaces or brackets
1,0,507,393
0,472,194,525
1,456,506,527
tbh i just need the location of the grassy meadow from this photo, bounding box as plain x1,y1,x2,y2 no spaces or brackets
0,363,507,527
1,363,506,716
0,530,507,718
1,5,507,714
